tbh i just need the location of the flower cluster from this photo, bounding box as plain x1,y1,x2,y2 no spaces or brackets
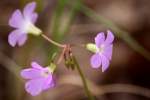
8,1,114,97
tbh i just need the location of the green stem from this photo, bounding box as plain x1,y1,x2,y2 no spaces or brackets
41,33,94,99
72,56,94,100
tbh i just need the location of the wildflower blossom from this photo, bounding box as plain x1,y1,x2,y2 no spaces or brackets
86,30,114,72
21,62,55,96
8,2,42,47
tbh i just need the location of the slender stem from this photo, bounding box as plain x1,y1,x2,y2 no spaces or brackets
41,34,66,48
72,56,94,100
41,34,86,49
41,33,93,99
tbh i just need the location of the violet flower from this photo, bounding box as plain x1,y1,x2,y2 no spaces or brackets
86,30,114,72
8,2,42,47
21,62,55,96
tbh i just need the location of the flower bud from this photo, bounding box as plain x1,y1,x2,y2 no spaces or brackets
86,43,97,53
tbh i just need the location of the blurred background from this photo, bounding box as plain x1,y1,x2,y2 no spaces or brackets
0,0,150,100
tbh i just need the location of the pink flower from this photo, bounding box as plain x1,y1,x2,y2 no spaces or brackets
86,30,114,72
8,2,41,47
20,62,54,96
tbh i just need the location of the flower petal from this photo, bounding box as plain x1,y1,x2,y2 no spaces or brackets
25,78,46,96
105,30,114,45
8,29,22,47
18,34,27,46
101,55,110,72
95,32,105,47
31,62,43,70
103,44,113,60
23,2,36,21
20,68,42,79
90,54,101,68
43,75,54,90
9,9,24,28
31,13,38,23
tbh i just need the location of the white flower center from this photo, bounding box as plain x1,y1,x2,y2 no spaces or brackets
22,19,30,30
96,44,104,54
23,20,42,35
41,68,51,77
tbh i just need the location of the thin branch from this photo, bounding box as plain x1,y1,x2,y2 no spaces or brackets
0,51,22,81
41,34,66,48
59,75,150,98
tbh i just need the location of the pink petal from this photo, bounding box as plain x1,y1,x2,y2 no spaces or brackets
101,55,110,72
8,29,22,47
31,13,38,23
95,32,105,47
23,2,37,22
23,2,36,16
90,53,101,68
103,44,113,60
31,62,43,70
20,68,42,79
18,34,27,46
9,9,24,28
105,30,114,45
43,75,54,90
25,78,46,96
